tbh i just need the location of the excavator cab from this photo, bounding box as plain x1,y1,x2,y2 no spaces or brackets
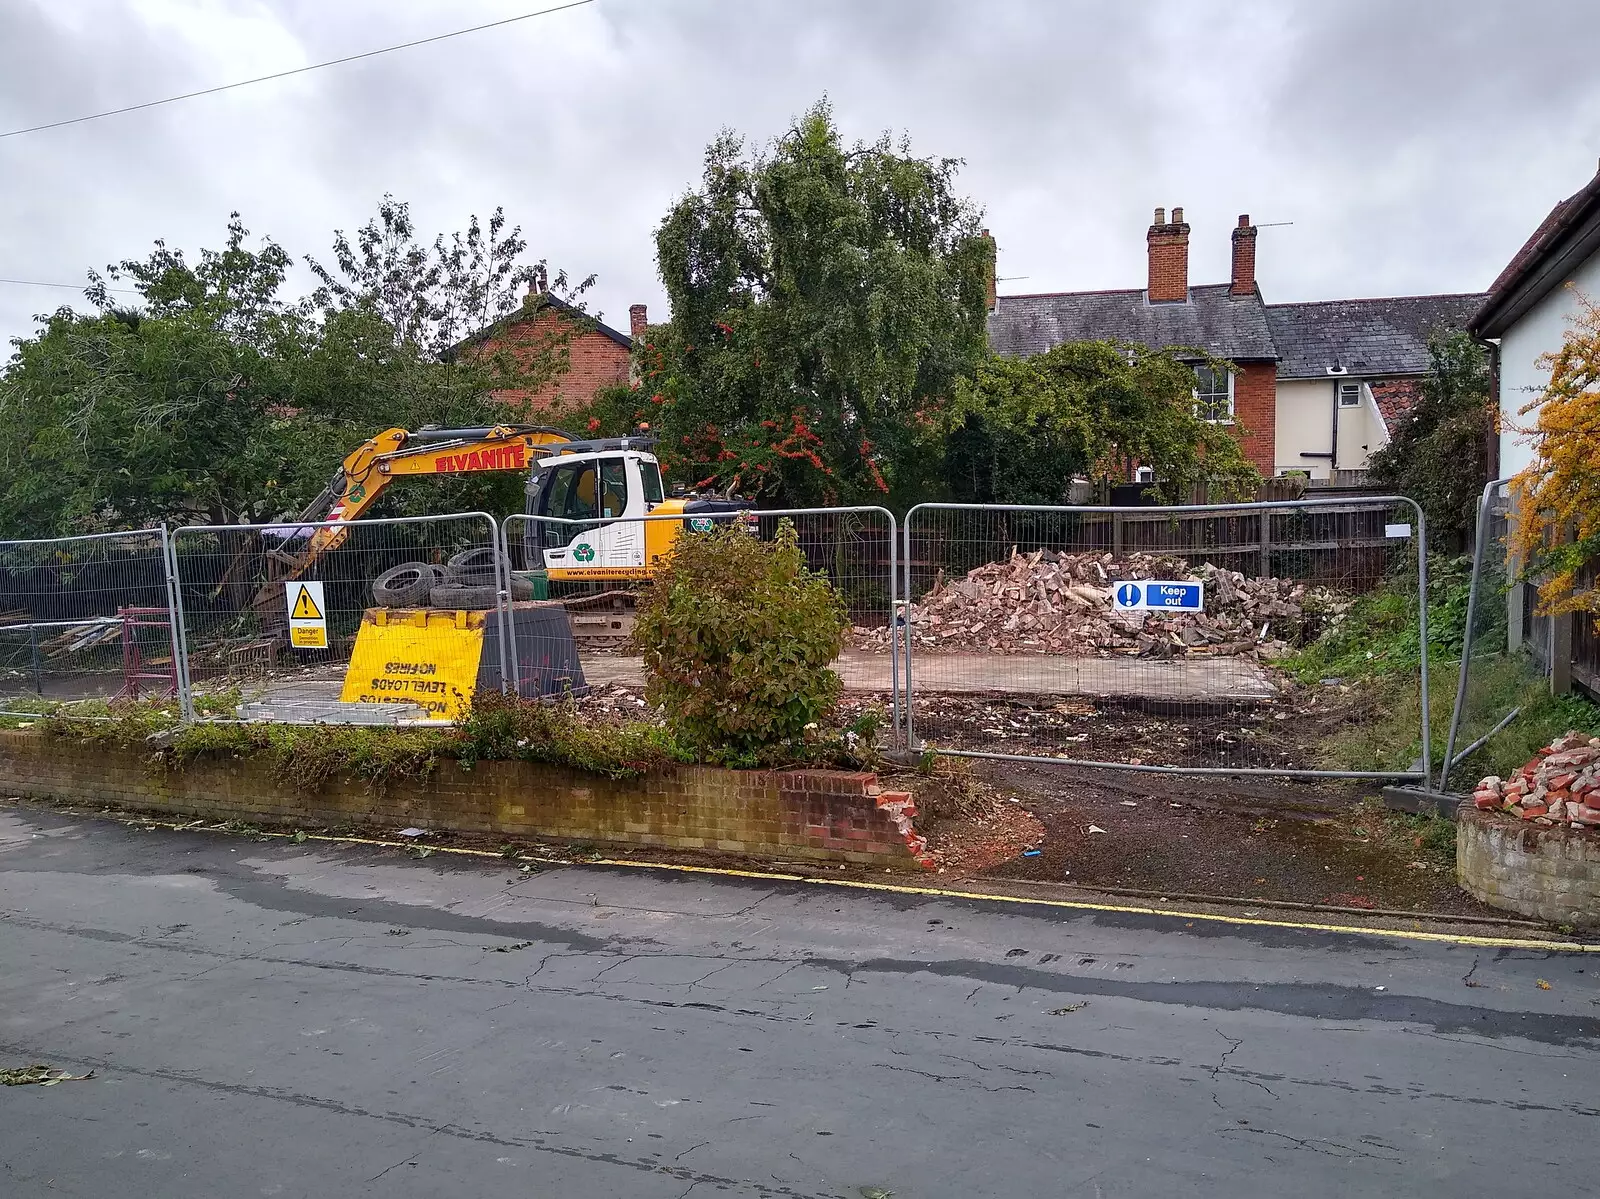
524,438,746,580
525,445,659,578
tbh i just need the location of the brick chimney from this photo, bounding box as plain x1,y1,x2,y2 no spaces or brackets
628,303,648,343
1146,205,1190,303
1230,214,1258,297
981,228,997,312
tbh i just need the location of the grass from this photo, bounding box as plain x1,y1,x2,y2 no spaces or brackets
1308,648,1600,786
1286,555,1600,786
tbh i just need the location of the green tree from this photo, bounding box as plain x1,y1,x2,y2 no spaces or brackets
1368,331,1493,551
605,100,990,505
942,341,1260,504
0,201,584,536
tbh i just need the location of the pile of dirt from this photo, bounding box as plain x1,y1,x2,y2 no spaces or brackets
1472,731,1600,828
863,549,1344,658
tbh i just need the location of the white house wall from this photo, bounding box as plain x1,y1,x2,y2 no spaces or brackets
1274,379,1389,477
1498,248,1600,477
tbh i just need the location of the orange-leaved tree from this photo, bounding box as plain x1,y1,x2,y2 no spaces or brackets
1510,291,1600,626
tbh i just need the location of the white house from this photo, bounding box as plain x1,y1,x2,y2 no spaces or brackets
1471,160,1600,477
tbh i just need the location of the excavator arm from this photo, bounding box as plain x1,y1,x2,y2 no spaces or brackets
260,424,575,591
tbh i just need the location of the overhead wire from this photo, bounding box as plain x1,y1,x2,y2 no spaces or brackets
0,277,139,294
0,0,596,140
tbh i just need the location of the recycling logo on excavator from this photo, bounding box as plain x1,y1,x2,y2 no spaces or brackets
572,542,596,563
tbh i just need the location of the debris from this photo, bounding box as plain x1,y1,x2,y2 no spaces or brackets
396,827,428,838
860,549,1346,658
1474,733,1600,829
1049,1002,1089,1015
1537,979,1552,990
1087,825,1107,835
491,941,535,953
1021,848,1042,857
2,1064,94,1086
860,1189,895,1199
1120,800,1139,807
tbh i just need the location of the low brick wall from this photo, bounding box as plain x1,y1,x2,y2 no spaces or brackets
1457,805,1600,927
0,730,930,869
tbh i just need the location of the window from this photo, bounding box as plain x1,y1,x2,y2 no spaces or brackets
599,458,630,519
539,461,597,548
641,458,665,506
1193,364,1234,422
1338,381,1363,408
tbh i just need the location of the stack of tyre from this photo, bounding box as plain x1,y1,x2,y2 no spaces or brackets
370,550,535,611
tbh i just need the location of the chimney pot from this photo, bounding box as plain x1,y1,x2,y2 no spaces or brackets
1153,206,1166,225
1171,206,1184,224
1238,213,1251,227
628,303,648,342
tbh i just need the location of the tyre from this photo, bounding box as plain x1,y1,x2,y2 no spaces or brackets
508,573,537,601
445,547,500,582
371,562,441,608
429,582,499,611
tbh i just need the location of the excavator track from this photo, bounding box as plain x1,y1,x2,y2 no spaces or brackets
558,589,638,651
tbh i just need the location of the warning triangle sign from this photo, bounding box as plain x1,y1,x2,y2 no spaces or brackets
290,585,324,621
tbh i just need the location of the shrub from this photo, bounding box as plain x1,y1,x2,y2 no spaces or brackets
632,519,848,762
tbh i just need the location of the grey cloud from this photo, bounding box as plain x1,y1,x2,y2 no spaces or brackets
3,0,1598,352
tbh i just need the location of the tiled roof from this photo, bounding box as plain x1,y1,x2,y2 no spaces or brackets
1264,293,1487,379
1369,379,1423,433
1471,165,1600,337
987,282,1277,361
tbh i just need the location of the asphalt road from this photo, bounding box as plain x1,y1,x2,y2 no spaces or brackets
2,805,1597,1198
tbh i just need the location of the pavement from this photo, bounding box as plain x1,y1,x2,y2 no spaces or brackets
587,650,1278,700
2,805,1597,1198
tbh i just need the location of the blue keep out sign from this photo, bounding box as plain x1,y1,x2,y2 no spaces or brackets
1112,580,1204,613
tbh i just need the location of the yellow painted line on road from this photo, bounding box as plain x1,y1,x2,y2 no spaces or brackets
88,813,1600,953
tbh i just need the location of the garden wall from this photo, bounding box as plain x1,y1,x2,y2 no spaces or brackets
1457,805,1600,927
0,730,930,869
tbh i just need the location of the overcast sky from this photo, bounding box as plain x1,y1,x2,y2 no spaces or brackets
3,0,1599,349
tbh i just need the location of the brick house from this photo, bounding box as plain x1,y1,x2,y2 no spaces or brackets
462,291,649,415
986,208,1486,480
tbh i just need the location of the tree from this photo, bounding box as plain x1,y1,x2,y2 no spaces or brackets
0,201,583,536
598,100,990,506
941,341,1261,504
1367,331,1494,551
631,519,847,762
1508,292,1600,628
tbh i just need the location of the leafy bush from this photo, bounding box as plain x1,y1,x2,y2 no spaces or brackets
632,519,848,762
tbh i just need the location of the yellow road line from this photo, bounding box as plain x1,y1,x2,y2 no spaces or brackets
97,814,1600,953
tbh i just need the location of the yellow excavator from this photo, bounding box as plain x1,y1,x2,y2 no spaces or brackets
253,423,749,644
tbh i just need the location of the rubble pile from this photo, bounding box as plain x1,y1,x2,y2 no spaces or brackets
1472,732,1600,828
868,549,1343,659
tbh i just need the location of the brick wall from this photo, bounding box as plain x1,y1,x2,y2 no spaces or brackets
0,731,930,869
475,308,632,415
1233,361,1277,475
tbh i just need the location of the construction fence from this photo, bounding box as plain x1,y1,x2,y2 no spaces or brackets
900,498,1433,779
4,498,1452,783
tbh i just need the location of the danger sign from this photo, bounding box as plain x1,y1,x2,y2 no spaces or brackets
285,581,329,649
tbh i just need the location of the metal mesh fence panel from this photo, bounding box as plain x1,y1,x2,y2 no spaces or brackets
170,513,503,724
1439,480,1549,789
903,499,1430,778
0,528,181,712
502,507,900,736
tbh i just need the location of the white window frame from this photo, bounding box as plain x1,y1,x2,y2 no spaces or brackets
1192,364,1235,423
1338,380,1363,408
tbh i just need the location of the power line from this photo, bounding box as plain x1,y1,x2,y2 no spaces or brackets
0,0,596,140
0,277,140,294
